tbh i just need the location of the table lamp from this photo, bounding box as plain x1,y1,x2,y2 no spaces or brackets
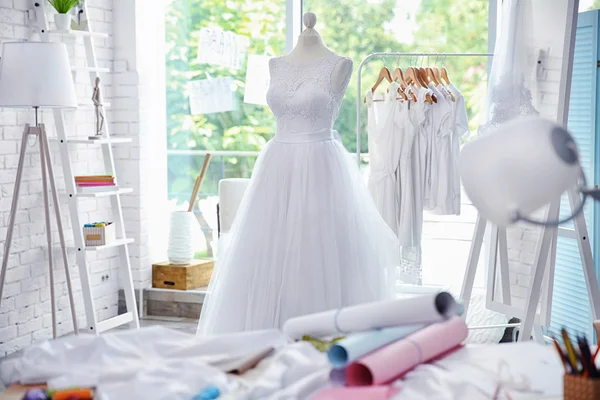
0,41,79,338
459,116,599,227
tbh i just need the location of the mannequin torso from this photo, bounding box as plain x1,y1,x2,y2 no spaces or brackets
280,12,352,91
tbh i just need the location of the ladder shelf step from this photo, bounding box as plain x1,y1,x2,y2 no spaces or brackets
85,238,134,251
52,136,131,145
47,29,109,39
76,188,133,198
76,102,112,109
95,312,134,333
71,66,110,73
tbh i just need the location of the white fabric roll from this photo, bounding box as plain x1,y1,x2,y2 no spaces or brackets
219,178,250,233
282,292,459,340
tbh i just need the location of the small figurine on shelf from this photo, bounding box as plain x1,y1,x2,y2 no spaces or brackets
71,0,88,31
91,77,105,139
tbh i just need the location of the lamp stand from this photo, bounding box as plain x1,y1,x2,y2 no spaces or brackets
0,117,78,339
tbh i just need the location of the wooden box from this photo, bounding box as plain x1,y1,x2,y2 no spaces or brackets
152,259,214,290
564,374,600,400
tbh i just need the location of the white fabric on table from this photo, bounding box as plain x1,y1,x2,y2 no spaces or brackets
1,326,562,400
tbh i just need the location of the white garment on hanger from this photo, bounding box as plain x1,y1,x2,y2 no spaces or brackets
449,83,470,215
397,85,432,285
414,85,435,212
366,88,402,235
425,83,453,213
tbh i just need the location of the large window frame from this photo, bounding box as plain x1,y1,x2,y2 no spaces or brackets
163,0,499,281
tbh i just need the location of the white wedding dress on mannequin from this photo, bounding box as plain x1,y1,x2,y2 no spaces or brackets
197,15,398,336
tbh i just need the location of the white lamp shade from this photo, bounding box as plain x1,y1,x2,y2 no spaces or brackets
460,117,581,227
0,42,77,108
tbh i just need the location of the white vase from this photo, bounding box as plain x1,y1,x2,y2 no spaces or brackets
167,211,196,265
54,13,72,31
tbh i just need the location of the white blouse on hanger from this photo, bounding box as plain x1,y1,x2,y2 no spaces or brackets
449,83,470,214
423,83,452,212
366,88,401,236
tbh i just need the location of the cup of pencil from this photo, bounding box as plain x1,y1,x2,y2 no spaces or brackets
553,328,600,400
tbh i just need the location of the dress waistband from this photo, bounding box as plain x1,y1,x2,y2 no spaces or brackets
274,129,339,144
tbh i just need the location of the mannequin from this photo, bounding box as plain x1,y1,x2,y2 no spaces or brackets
282,12,352,91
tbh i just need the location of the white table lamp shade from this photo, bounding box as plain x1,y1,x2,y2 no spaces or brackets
0,42,77,108
460,117,581,226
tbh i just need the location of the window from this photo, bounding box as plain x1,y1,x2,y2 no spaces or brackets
165,0,491,288
580,0,600,11
165,0,287,256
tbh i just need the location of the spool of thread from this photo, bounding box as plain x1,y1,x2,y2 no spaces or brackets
193,385,221,400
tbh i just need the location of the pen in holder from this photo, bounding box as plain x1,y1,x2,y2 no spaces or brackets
554,328,600,400
564,374,600,400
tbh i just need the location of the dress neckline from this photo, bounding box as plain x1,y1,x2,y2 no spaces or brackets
278,52,338,68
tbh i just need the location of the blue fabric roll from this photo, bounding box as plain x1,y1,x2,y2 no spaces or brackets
327,324,425,368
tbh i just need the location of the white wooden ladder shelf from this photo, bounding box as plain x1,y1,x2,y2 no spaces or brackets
30,1,140,334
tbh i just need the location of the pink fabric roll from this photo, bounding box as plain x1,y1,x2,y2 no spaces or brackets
310,386,402,400
345,316,468,386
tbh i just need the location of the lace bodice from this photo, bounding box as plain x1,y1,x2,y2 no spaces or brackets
478,73,539,136
266,53,352,139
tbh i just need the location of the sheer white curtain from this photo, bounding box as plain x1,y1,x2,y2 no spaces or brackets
478,0,539,135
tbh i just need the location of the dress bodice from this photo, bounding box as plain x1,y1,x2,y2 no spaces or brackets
266,53,352,142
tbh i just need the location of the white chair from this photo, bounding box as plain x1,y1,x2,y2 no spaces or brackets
217,178,250,236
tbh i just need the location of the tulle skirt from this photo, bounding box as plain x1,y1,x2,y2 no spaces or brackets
197,136,399,335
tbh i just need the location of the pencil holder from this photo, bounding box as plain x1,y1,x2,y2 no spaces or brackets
564,374,600,400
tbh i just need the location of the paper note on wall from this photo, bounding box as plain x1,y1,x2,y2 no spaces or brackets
244,54,272,106
197,27,250,70
189,77,236,115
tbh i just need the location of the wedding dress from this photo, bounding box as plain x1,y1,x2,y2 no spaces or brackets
197,52,398,335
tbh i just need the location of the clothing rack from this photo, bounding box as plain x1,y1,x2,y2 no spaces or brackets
355,52,494,164
355,51,532,337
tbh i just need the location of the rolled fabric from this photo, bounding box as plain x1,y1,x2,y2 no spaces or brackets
345,316,468,386
328,324,425,368
283,292,458,340
218,178,250,234
310,386,401,400
329,368,346,386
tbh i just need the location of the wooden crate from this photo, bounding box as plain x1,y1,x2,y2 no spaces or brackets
152,259,214,290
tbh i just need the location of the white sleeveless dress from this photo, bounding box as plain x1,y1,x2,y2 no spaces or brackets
197,53,398,335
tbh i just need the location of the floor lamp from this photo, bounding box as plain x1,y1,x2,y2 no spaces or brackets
0,42,79,338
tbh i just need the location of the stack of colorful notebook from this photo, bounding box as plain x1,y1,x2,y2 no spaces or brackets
75,175,117,192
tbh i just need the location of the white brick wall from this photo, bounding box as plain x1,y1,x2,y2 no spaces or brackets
113,0,168,288
0,1,129,356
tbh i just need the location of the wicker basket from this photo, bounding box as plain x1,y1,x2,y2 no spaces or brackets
564,374,600,400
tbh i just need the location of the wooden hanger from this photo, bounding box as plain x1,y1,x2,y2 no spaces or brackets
391,67,408,101
427,67,440,86
432,66,443,84
405,67,423,87
438,62,454,101
364,66,393,103
441,66,451,86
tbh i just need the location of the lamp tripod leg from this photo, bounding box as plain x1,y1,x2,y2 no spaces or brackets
39,126,57,339
0,125,32,309
40,126,78,334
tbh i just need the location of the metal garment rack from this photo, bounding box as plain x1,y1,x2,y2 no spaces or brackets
355,51,524,332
